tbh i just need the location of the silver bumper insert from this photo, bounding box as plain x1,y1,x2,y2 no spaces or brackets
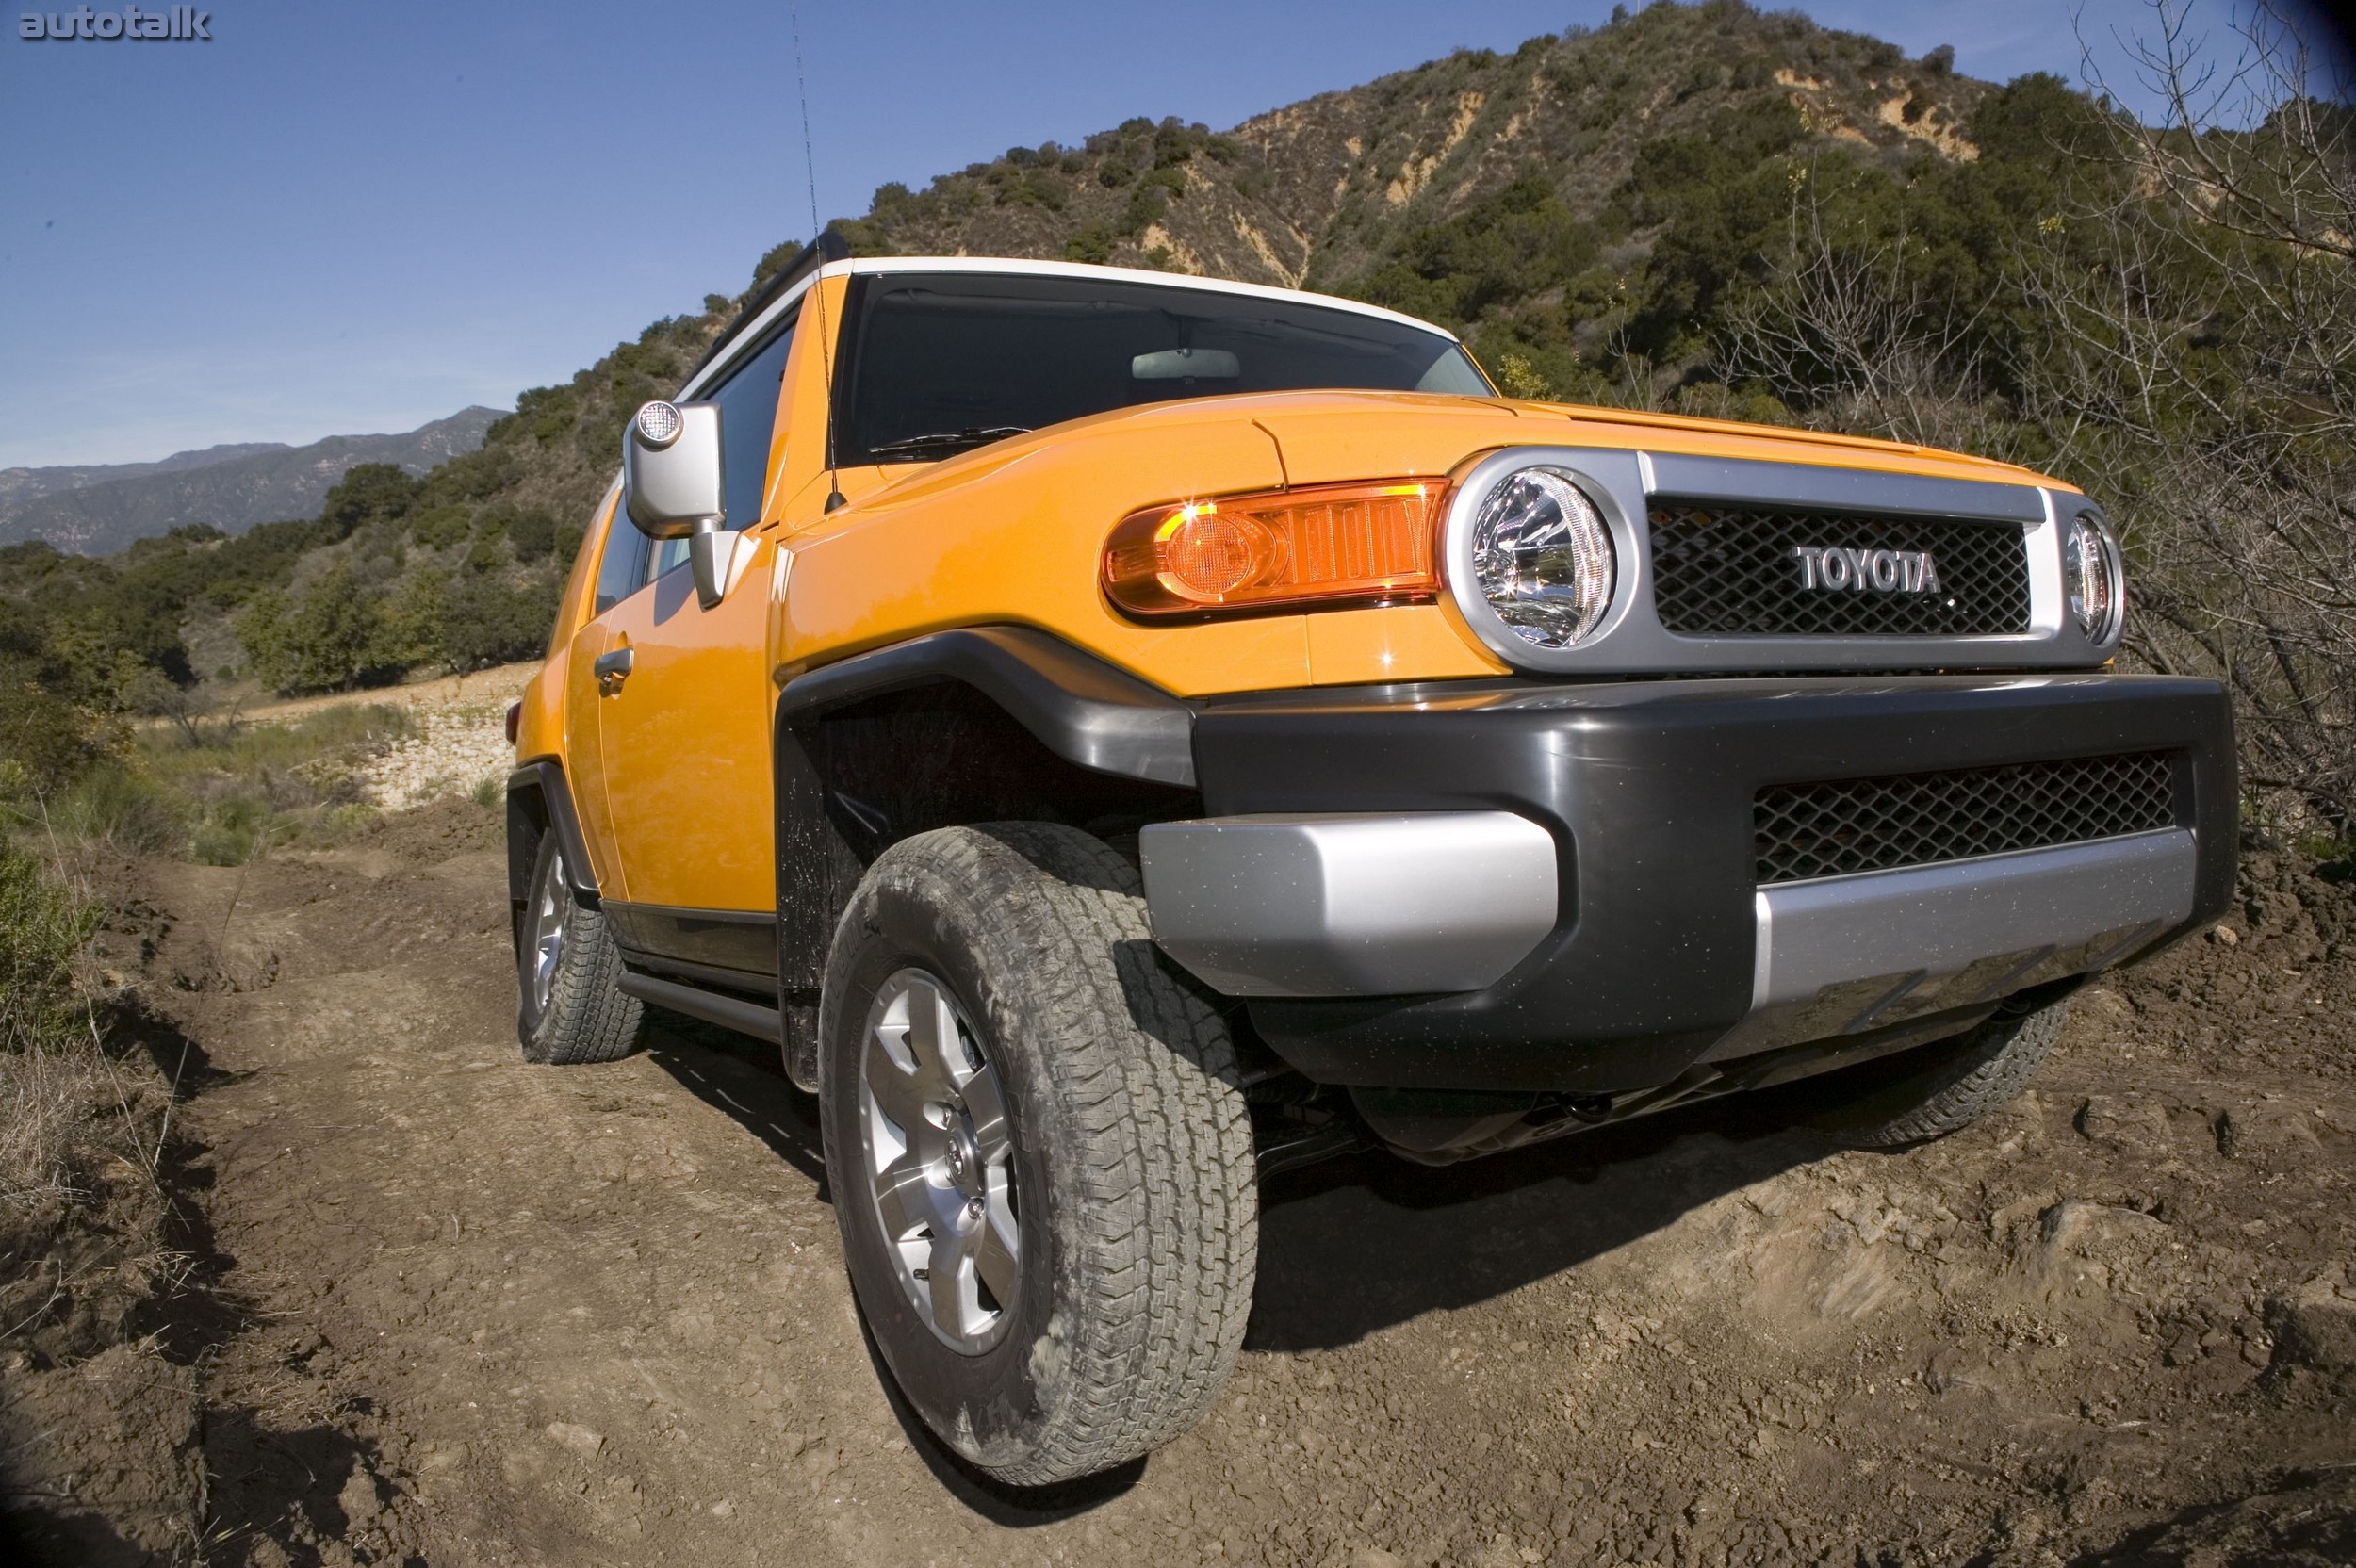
1140,811,1558,997
1708,829,2197,1060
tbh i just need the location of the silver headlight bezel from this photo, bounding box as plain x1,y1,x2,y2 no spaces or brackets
1443,453,1639,671
2063,508,2126,646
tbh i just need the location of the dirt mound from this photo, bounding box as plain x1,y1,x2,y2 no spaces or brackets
5,818,2350,1564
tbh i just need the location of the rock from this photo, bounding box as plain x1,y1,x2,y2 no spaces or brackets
337,1460,384,1527
544,1421,605,1459
2265,1276,2356,1376
2074,1096,2170,1149
2032,1200,2170,1296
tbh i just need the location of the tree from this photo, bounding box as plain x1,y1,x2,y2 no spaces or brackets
236,563,385,693
2023,0,2356,835
319,463,419,536
437,574,557,673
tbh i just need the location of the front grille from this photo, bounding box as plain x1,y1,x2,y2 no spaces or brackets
1754,752,2180,885
1650,502,2032,637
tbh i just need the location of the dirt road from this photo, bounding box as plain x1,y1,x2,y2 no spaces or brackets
28,799,2356,1565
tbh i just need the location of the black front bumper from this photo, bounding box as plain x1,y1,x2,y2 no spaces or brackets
1190,673,2235,1092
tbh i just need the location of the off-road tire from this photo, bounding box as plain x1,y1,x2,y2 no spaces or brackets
1809,991,2071,1149
820,823,1256,1488
515,832,642,1066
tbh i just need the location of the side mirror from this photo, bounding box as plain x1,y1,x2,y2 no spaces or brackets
623,400,733,609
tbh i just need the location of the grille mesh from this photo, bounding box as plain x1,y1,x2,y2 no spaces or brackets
1754,752,2180,885
1650,502,2032,637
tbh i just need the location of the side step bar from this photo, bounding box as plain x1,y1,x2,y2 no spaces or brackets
618,969,782,1044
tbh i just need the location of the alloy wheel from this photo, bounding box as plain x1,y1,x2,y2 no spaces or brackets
857,968,1020,1353
528,844,570,1018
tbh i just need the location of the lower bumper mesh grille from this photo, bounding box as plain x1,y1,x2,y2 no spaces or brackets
1754,752,2180,885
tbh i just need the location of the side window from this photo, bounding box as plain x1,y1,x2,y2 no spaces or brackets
652,317,796,580
592,490,649,615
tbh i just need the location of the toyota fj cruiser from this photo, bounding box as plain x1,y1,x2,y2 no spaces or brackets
505,237,2234,1485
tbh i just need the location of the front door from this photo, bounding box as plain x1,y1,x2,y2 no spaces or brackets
594,314,799,960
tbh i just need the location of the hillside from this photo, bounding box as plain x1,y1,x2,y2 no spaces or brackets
0,408,502,557
836,8,1982,293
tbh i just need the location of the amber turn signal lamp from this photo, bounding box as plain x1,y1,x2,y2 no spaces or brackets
1102,480,1445,617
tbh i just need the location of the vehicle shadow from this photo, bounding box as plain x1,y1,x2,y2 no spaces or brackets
1247,1092,1832,1352
633,999,1843,1361
636,1008,1149,1522
636,1010,829,1192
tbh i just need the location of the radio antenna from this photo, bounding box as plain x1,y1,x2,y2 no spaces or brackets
791,0,847,513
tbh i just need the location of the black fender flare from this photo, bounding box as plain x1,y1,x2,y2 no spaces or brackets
769,626,1199,993
773,626,1197,787
506,760,601,909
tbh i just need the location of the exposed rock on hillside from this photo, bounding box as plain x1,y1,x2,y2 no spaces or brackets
832,3,1984,289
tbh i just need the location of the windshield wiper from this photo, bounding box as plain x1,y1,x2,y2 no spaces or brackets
864,425,1033,461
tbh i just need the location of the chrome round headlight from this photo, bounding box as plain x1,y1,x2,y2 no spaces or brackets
633,400,684,449
1467,466,1617,649
2064,512,2123,643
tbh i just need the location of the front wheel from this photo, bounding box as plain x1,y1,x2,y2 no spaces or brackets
820,823,1256,1487
1808,990,2071,1148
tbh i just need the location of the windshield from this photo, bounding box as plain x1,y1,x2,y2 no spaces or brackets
833,270,1492,463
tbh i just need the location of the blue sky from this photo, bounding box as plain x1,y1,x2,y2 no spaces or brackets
0,0,2332,467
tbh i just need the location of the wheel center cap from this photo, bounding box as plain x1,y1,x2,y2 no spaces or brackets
944,1119,983,1200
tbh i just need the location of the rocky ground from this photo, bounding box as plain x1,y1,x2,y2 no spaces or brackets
349,702,521,813
2,746,2352,1564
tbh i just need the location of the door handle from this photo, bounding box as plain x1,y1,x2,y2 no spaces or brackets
593,646,634,685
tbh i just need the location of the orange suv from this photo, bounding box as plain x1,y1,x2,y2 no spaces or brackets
505,237,2234,1484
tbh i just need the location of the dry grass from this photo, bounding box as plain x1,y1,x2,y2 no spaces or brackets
40,702,412,866
0,839,177,1347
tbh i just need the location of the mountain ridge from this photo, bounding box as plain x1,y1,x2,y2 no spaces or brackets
0,408,505,557
0,442,292,511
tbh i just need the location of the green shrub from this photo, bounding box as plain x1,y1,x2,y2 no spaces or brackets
53,761,184,856
407,503,473,549
189,793,276,866
0,678,112,800
0,841,96,1047
1120,186,1168,236
439,575,558,672
236,563,388,694
320,464,420,535
507,509,556,562
1062,225,1115,265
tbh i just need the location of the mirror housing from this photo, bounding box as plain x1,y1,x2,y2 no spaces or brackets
625,400,737,609
623,400,724,540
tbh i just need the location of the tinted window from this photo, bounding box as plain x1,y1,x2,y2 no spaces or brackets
712,318,796,531
836,272,1490,463
649,316,797,581
591,493,648,615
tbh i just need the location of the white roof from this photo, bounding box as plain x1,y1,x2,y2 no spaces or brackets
679,254,1459,400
